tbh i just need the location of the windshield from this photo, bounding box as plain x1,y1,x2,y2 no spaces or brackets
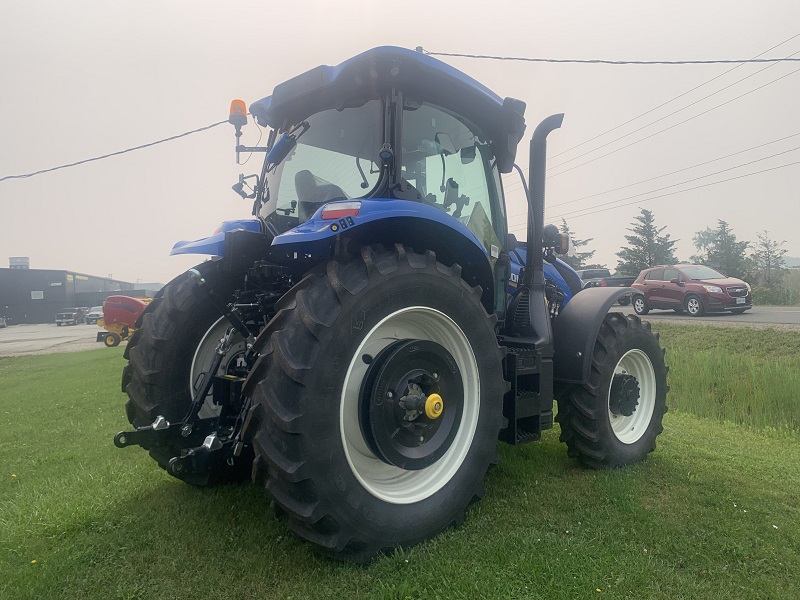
258,99,383,234
680,265,726,280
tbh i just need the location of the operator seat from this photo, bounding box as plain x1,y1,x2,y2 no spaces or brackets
295,170,349,222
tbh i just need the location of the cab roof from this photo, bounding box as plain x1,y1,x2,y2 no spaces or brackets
249,46,527,172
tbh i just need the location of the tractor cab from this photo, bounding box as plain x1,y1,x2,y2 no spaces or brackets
231,47,526,266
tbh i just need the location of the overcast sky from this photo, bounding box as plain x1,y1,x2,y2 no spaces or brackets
1,1,798,283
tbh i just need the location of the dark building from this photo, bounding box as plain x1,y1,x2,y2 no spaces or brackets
0,268,155,324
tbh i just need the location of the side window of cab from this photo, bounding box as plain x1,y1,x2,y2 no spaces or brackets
401,102,502,258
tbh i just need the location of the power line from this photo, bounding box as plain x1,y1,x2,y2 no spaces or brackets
506,160,800,228
548,33,800,158
504,131,800,220
546,65,800,179
548,49,800,171
500,34,800,198
0,121,227,183
541,145,800,222
420,48,800,65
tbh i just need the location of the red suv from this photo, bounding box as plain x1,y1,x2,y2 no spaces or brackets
631,264,752,317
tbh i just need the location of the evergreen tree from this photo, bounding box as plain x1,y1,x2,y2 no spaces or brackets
615,209,678,275
751,230,787,291
558,219,603,269
690,220,749,278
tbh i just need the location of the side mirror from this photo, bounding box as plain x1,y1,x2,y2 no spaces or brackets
670,278,685,286
556,233,570,255
542,224,570,254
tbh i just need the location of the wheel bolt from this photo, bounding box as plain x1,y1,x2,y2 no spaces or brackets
387,391,394,399
432,372,439,380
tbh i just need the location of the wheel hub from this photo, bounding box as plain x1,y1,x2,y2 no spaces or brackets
359,339,462,470
609,373,640,417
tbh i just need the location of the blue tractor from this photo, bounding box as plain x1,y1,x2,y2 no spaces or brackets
115,47,667,562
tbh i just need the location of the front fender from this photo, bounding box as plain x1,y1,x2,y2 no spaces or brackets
552,287,632,384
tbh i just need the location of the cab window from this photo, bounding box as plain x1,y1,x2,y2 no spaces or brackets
401,102,502,256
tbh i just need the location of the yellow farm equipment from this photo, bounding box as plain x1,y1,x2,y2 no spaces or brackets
96,296,151,347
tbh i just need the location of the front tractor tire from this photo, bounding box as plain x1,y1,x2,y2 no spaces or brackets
122,261,251,484
242,246,506,562
556,313,667,469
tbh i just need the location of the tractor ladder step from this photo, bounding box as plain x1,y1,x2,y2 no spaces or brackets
499,346,554,445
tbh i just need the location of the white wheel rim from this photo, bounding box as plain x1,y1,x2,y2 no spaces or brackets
634,298,644,312
340,307,480,504
687,298,700,314
190,316,248,418
608,349,656,444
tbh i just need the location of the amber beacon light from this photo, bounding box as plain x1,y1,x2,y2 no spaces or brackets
229,99,247,127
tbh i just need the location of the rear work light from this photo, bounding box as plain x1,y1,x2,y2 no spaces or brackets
321,201,361,220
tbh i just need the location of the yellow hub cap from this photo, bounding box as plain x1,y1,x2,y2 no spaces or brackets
425,393,444,419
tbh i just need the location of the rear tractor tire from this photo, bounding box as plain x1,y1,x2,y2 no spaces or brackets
242,246,506,562
121,261,252,484
556,313,668,469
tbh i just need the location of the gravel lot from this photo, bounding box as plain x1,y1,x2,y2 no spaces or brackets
0,323,114,357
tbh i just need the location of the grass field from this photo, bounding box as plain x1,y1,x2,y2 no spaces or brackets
1,325,799,599
654,323,800,430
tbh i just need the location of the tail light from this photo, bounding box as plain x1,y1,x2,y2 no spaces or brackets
321,201,361,220
600,280,607,287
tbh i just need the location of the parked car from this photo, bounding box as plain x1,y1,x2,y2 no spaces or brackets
84,306,104,325
631,264,752,317
575,268,636,305
55,307,88,326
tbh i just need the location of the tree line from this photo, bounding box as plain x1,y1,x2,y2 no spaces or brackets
558,209,793,305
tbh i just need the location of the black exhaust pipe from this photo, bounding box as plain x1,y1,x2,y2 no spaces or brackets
506,114,563,347
524,113,564,287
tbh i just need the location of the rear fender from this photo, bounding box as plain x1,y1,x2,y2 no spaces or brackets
552,287,632,384
271,199,495,311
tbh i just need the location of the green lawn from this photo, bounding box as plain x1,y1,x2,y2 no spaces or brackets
1,327,799,599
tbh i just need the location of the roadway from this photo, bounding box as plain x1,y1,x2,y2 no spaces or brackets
0,323,104,357
617,305,800,328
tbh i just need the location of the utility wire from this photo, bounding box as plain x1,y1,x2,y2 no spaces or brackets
0,120,227,182
546,65,800,179
505,160,800,229
497,32,800,196
548,33,800,158
505,131,800,220
541,145,800,222
547,47,800,171
421,48,800,65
